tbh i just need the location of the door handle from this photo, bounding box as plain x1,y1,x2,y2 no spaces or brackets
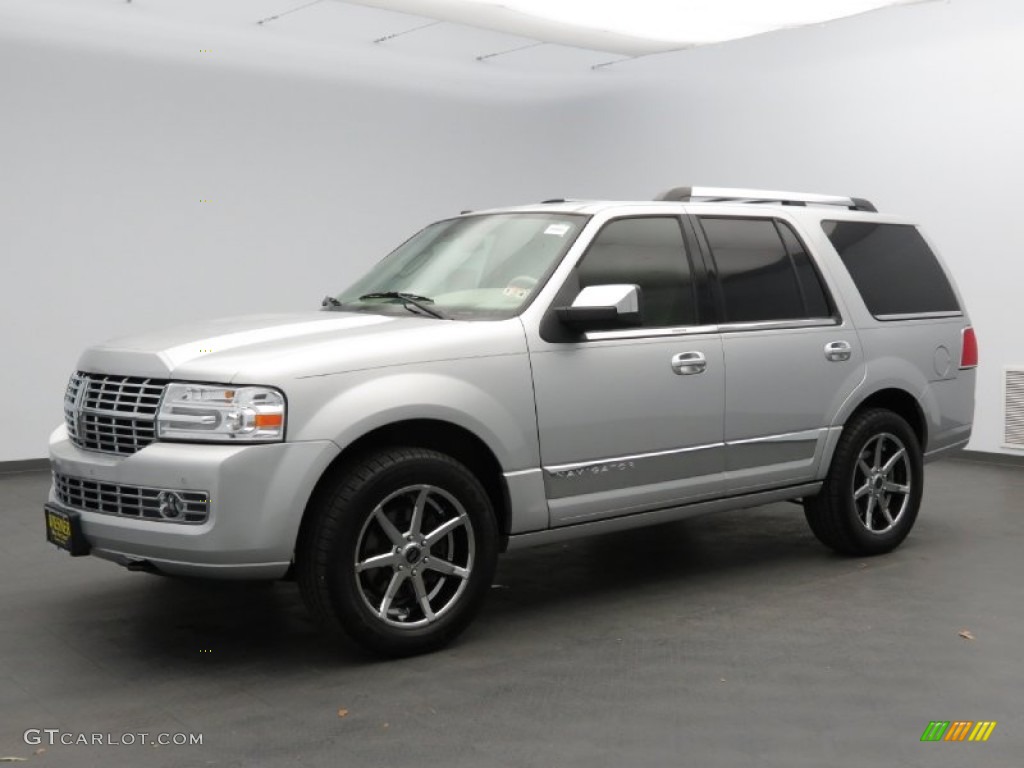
671,351,707,375
824,340,853,362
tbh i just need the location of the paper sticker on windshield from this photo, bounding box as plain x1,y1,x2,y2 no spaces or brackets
544,223,571,236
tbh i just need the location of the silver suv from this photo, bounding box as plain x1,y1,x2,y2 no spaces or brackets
46,187,977,655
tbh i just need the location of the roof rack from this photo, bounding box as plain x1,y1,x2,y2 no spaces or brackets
654,186,877,212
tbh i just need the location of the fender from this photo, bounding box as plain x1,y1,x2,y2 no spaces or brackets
289,356,541,474
820,356,936,477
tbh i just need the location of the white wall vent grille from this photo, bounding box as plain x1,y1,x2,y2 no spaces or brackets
1006,368,1024,449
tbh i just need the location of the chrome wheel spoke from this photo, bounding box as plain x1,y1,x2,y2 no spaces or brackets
883,481,909,495
425,515,467,548
882,448,906,475
879,497,894,525
378,570,408,618
858,459,873,477
864,494,877,530
409,486,429,538
411,571,435,622
854,482,872,500
873,437,884,470
373,507,405,547
357,551,399,573
425,556,469,579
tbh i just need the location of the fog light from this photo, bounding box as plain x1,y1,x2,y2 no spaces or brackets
157,491,185,519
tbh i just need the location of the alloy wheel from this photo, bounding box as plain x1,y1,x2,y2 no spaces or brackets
354,484,475,628
851,432,912,535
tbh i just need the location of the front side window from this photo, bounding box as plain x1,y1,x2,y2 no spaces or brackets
576,216,697,328
700,217,832,323
335,213,586,319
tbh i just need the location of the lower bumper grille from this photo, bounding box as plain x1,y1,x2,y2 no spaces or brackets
53,473,210,524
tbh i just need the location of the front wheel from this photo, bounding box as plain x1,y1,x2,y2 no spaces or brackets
804,408,923,556
298,448,499,656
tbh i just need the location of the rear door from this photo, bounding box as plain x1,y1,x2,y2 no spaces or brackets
692,213,866,491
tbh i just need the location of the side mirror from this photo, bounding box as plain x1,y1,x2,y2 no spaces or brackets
555,284,642,331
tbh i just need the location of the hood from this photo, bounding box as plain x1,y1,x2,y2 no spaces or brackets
77,311,526,384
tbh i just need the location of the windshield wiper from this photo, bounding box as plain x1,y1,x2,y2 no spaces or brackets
321,295,343,309
358,291,448,320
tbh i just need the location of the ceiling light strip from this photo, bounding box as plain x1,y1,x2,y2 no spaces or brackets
256,0,326,26
476,40,545,62
374,19,444,44
592,55,638,71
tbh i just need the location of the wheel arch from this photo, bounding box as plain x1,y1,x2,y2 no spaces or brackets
806,389,926,556
294,419,512,572
848,388,928,448
820,386,928,480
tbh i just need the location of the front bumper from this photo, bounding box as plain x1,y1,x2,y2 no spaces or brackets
47,425,340,579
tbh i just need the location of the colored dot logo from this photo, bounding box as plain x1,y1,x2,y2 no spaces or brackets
199,199,212,203
199,649,213,654
200,49,212,53
198,348,214,353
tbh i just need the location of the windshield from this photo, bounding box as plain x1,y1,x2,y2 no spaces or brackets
334,213,587,320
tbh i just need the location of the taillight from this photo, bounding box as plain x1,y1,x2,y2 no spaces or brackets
960,326,978,369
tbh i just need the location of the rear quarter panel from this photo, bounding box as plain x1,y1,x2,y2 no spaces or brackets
791,212,975,456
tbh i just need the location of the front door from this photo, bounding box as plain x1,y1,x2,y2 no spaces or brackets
526,215,726,526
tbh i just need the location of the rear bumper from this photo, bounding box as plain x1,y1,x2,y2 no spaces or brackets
922,370,975,463
923,433,971,464
47,425,339,579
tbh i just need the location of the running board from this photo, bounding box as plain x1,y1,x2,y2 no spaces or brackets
506,482,822,551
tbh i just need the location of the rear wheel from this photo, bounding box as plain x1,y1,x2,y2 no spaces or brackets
804,408,923,556
298,448,498,656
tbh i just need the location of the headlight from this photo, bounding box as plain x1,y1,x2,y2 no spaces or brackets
156,384,286,442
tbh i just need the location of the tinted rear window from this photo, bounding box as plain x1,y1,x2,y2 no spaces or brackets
700,217,811,322
777,221,834,319
822,221,959,317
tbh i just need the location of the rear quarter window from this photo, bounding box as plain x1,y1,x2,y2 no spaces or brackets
822,221,960,317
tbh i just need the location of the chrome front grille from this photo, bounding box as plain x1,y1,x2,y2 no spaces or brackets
53,472,210,524
64,372,168,455
63,373,84,445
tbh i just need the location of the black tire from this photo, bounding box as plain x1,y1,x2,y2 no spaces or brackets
298,447,498,657
803,408,923,556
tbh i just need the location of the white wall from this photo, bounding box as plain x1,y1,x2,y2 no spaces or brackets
3,0,1022,461
561,0,1024,455
0,18,594,462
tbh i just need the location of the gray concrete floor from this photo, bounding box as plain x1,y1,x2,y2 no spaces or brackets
0,459,1021,767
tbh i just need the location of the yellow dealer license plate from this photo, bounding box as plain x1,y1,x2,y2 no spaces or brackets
44,504,90,556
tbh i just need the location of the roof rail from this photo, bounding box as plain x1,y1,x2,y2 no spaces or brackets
654,186,877,212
